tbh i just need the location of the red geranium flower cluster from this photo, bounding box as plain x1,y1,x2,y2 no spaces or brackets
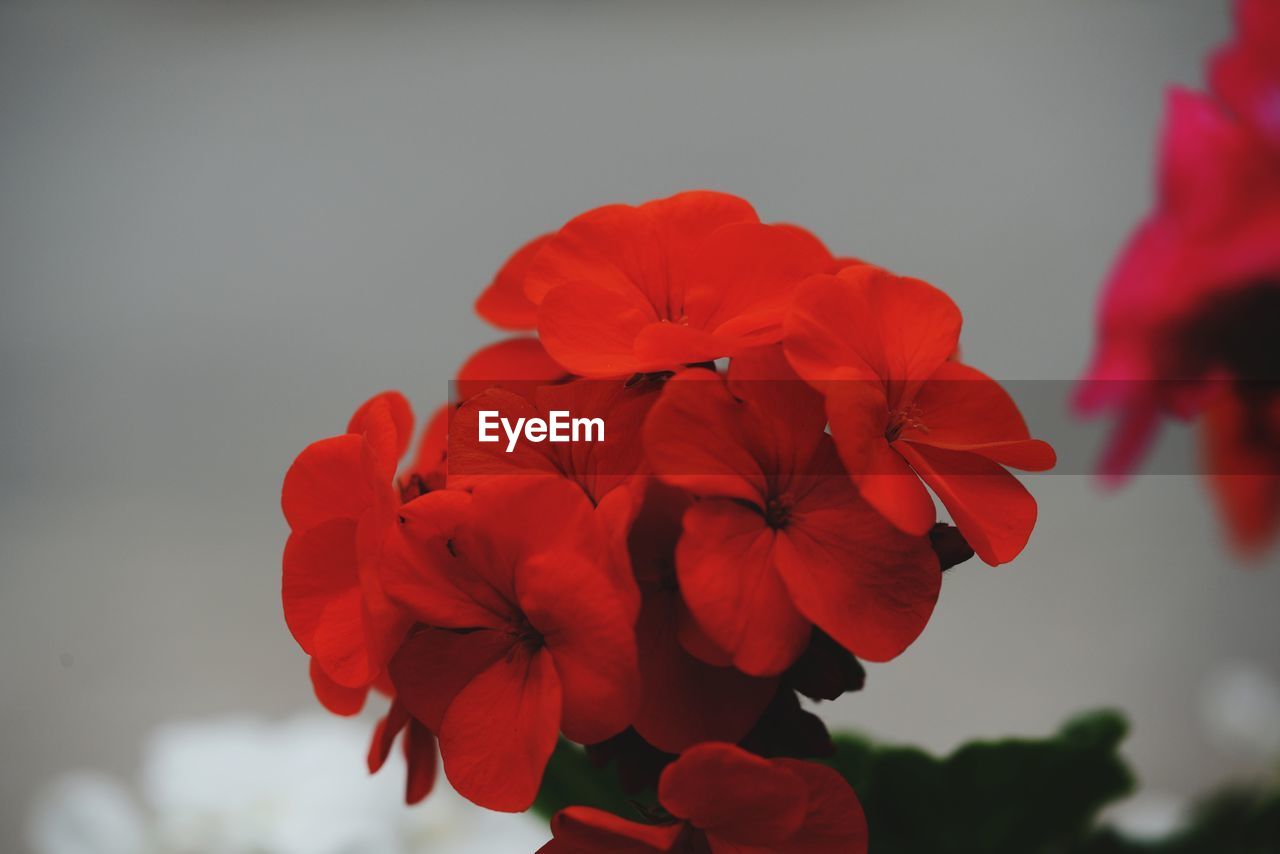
281,190,1051,848
1077,0,1280,554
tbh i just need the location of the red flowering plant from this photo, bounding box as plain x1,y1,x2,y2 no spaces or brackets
280,190,1053,849
1077,0,1280,555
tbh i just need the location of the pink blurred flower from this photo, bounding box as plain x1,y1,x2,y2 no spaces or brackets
1077,0,1280,554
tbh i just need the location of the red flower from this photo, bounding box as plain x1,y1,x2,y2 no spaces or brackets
283,187,1063,827
643,347,942,676
525,191,835,377
475,233,554,331
281,391,418,701
384,477,640,811
539,742,868,854
1077,2,1280,553
786,266,1056,566
1077,90,1280,462
1211,0,1280,152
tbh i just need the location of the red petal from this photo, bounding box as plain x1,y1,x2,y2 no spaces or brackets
310,590,381,687
643,369,769,507
367,699,411,773
283,520,359,661
774,475,940,662
677,601,736,667
281,434,376,531
683,222,834,340
455,336,569,402
525,202,650,306
659,743,807,845
310,658,368,716
633,590,778,753
824,379,936,535
596,481,648,617
403,719,439,805
638,190,761,286
518,551,640,744
636,223,833,367
677,500,811,676
726,345,830,475
526,191,757,307
439,646,562,812
389,626,512,732
1210,0,1280,156
543,807,686,853
528,192,758,376
905,362,1055,470
859,442,938,536
404,404,450,487
383,490,513,628
461,477,614,600
1202,391,1280,555
537,281,656,377
367,700,439,805
627,479,693,586
772,759,869,854
475,234,553,331
785,266,961,403
347,391,414,480
353,511,414,680
632,322,748,368
897,442,1039,566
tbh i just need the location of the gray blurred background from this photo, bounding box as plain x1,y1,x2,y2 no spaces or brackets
4,0,1279,848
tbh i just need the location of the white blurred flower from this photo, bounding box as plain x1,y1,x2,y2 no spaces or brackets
28,773,146,854
1199,660,1280,760
29,714,549,854
1103,792,1187,841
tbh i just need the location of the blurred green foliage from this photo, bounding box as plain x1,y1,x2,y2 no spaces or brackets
533,739,640,821
532,711,1280,853
821,711,1132,853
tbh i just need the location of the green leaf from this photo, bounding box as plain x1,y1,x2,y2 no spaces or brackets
530,713,1278,853
532,739,642,821
819,710,1134,854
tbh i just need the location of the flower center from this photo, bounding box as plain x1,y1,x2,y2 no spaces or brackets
886,404,926,442
1172,281,1280,382
659,310,691,326
505,617,544,652
765,492,796,529
398,471,445,502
